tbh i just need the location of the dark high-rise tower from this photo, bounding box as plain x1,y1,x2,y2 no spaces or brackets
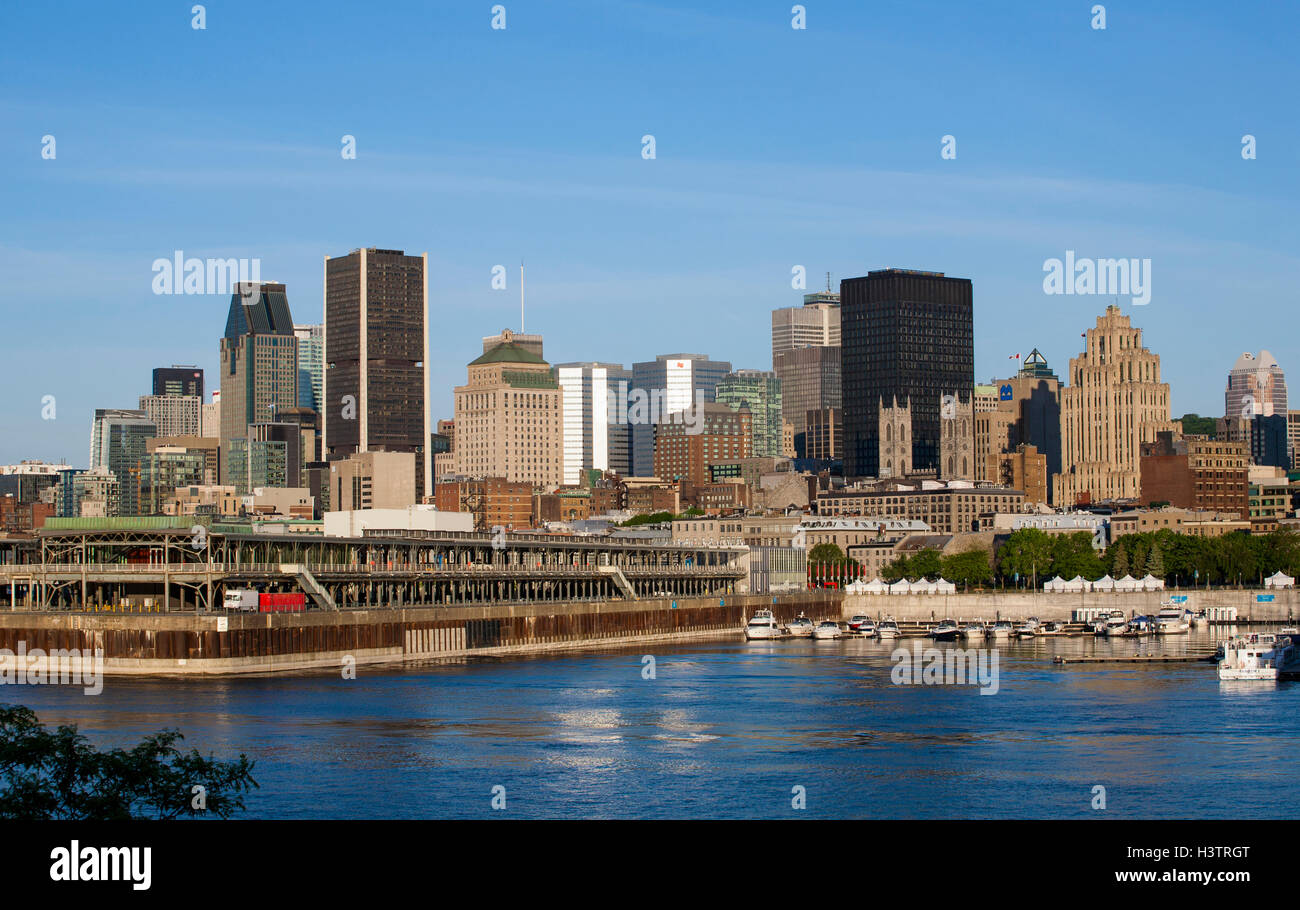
841,269,974,479
152,365,204,399
323,248,430,493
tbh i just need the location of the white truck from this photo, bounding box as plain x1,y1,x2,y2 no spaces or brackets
222,588,260,612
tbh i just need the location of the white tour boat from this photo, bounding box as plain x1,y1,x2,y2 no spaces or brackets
1218,633,1299,681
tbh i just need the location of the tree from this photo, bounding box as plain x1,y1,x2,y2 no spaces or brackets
0,706,257,820
808,543,849,565
996,529,1054,583
1111,545,1130,578
906,548,943,580
1052,532,1105,580
940,548,992,587
1145,541,1166,578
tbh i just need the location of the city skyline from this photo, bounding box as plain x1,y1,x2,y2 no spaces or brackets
7,1,1300,465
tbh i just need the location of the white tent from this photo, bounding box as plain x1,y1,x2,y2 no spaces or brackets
1063,575,1091,593
863,577,890,594
1265,571,1296,589
1139,574,1165,591
934,578,957,594
888,579,911,595
1091,574,1115,592
1114,574,1140,592
1043,575,1067,593
911,579,937,595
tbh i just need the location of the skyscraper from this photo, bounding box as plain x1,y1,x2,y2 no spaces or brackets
453,331,563,486
219,282,299,484
771,291,841,445
974,349,1062,495
294,323,324,412
152,365,204,399
715,370,783,458
1053,305,1175,506
88,408,156,516
323,248,430,494
554,361,632,484
840,269,974,479
628,354,732,477
1225,351,1287,421
138,394,201,438
771,290,840,357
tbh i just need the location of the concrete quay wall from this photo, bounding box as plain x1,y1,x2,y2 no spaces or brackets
0,592,840,676
842,589,1300,623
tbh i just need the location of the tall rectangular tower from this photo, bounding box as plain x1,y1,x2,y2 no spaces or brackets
218,282,298,485
323,248,430,494
1053,305,1175,506
628,354,732,477
840,269,974,479
554,361,632,484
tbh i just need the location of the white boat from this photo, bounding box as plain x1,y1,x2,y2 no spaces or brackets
786,614,814,638
1015,617,1040,639
930,619,960,642
855,618,877,637
876,619,900,640
1190,611,1209,629
961,621,987,640
987,620,1013,640
1155,607,1191,635
1123,615,1155,636
744,609,782,640
813,620,842,640
846,614,871,633
1039,621,1065,636
1218,633,1299,681
1281,626,1299,637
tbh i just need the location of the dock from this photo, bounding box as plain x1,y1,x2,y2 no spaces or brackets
1053,653,1217,664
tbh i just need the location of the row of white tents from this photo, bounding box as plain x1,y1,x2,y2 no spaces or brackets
1042,574,1163,593
844,571,1299,594
844,578,958,595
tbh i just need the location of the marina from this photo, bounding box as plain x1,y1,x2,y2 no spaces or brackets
16,625,1300,819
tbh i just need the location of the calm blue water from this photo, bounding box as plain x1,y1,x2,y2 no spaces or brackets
9,630,1298,818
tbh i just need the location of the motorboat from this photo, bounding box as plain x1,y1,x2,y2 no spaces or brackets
855,618,878,637
876,619,900,640
1015,617,1040,639
987,620,1014,640
930,619,961,642
1096,611,1127,636
744,609,782,641
786,614,814,638
961,621,987,640
1155,607,1191,635
846,614,872,633
813,620,842,640
1039,621,1064,636
1123,615,1155,636
1190,611,1209,629
1218,633,1299,681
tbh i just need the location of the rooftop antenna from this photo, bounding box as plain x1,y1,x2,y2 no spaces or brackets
520,260,525,333
826,272,832,293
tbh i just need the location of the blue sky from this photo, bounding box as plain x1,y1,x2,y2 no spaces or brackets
3,0,1298,465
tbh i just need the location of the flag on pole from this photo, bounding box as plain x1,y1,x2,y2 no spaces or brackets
1008,352,1021,360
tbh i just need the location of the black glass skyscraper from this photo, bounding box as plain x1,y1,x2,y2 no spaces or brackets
840,269,974,479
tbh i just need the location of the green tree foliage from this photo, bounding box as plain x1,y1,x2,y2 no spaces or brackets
940,549,993,587
996,528,1055,582
1177,414,1218,438
880,547,942,582
0,706,257,820
1103,529,1300,586
808,543,852,565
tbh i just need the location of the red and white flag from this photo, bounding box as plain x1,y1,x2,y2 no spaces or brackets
1008,352,1021,360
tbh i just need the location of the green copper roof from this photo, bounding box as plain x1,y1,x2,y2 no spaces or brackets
469,342,547,366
